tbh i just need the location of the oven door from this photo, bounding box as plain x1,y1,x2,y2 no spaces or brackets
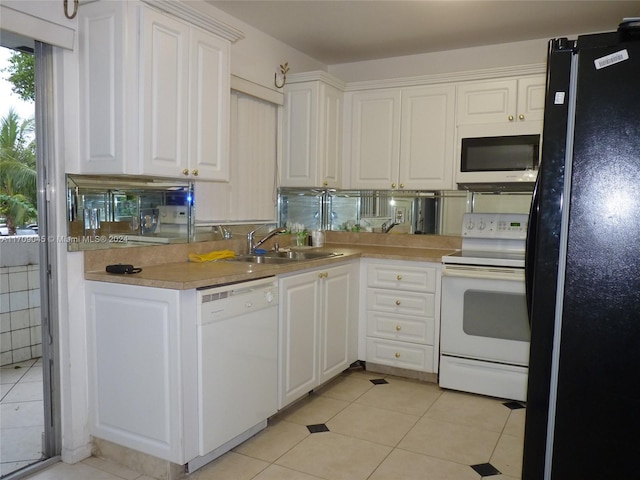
440,264,530,366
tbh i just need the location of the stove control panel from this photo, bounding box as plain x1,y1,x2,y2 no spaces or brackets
461,213,529,240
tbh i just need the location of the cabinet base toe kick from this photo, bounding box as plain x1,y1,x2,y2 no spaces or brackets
187,420,267,473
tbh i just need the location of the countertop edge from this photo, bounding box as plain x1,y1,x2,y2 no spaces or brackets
85,245,458,290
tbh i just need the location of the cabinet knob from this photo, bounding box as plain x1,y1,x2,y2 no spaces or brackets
508,115,514,121
182,168,189,176
318,272,328,279
391,183,396,189
395,352,401,358
192,169,199,177
323,181,328,187
396,275,402,281
395,325,402,331
395,300,401,306
519,114,525,120
399,183,404,189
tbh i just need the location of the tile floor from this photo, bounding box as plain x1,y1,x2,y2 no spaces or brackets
0,358,45,477
16,368,525,480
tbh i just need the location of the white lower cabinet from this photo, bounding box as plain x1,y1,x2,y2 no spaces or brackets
85,281,199,465
278,261,359,409
363,259,441,373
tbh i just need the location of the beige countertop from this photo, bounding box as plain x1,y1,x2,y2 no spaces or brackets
84,241,459,290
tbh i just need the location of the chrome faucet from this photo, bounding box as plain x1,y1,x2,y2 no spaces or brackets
247,226,287,253
381,221,399,233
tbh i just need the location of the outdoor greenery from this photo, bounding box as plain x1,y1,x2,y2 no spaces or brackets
1,49,35,102
1,49,37,234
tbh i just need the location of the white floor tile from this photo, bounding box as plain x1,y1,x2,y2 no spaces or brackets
23,461,126,480
3,369,525,480
2,380,43,402
0,400,44,428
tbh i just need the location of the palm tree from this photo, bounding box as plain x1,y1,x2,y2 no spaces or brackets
0,108,37,235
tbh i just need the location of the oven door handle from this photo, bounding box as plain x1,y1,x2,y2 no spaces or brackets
442,265,525,281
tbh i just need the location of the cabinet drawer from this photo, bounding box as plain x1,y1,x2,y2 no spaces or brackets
366,288,434,317
366,311,434,345
366,337,434,372
367,263,436,292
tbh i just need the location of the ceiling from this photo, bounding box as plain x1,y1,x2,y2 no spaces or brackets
208,1,638,64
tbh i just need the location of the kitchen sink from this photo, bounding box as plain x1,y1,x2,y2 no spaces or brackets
267,251,342,260
229,251,342,264
230,255,292,264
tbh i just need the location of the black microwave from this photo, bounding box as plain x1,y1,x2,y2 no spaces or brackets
457,131,540,186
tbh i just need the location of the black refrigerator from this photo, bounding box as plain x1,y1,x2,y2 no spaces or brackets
524,21,640,479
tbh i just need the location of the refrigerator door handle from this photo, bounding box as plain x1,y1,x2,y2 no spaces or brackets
525,176,539,321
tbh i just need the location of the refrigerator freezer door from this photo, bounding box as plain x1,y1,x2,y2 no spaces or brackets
551,33,640,479
523,38,574,480
525,31,640,479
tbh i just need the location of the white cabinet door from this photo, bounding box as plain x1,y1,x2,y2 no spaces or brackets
400,85,455,190
516,76,546,123
456,79,518,125
76,0,129,174
348,86,454,190
279,270,321,409
139,6,190,177
318,82,343,188
319,263,358,383
279,261,358,409
349,89,401,189
85,281,198,464
281,80,343,188
456,76,545,126
188,27,230,181
282,82,318,187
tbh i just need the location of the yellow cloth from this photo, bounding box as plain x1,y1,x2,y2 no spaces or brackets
188,249,236,263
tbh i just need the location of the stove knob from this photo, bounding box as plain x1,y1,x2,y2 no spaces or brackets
477,220,486,231
465,219,475,230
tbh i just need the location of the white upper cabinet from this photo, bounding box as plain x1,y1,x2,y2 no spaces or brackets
76,0,231,180
348,85,455,190
281,75,344,188
348,89,401,190
138,7,190,178
456,76,546,126
400,85,456,190
187,27,230,180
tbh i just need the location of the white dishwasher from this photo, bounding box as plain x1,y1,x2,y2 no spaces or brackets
192,277,278,472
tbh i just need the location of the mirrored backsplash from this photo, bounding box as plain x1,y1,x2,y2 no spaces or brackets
66,175,194,251
278,188,533,237
66,175,533,251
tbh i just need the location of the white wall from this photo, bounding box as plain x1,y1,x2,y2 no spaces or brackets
329,37,551,83
185,0,327,91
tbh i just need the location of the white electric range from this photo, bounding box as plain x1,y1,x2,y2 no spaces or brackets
439,212,530,401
